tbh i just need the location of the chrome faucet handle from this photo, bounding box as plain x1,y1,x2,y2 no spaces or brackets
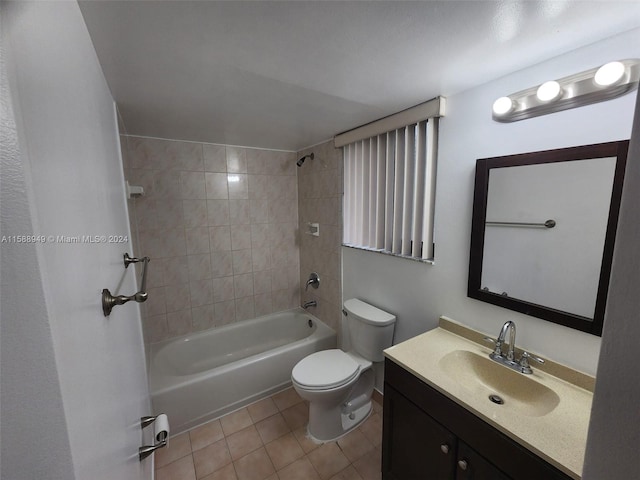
305,272,320,291
483,336,503,356
518,351,545,373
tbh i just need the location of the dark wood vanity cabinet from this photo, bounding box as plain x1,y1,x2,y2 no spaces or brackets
382,359,573,480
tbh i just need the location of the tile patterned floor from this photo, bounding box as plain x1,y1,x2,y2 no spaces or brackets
155,388,383,480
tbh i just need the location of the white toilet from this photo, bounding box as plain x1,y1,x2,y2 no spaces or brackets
291,298,396,442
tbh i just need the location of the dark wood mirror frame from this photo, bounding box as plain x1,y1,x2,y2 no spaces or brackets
468,140,629,336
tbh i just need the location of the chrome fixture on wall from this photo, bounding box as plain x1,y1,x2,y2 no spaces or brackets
305,272,320,291
102,253,150,316
492,59,640,122
484,321,545,374
296,152,314,167
139,414,169,460
303,300,317,309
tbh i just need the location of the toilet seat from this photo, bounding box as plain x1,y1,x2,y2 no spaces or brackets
292,349,360,390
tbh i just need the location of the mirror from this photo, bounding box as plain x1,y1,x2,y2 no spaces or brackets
468,140,628,335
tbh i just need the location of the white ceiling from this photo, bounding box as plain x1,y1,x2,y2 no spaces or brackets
79,1,640,151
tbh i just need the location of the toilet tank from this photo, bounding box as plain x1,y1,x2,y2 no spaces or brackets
344,298,396,362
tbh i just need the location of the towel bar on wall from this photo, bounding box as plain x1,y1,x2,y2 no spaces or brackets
485,219,556,229
102,253,150,316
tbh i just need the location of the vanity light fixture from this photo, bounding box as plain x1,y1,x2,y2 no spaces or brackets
536,81,562,102
492,58,640,122
492,96,516,116
594,61,626,87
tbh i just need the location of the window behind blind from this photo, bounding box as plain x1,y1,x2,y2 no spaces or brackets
342,119,438,261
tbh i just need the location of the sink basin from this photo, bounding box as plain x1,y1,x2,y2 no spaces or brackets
438,350,560,417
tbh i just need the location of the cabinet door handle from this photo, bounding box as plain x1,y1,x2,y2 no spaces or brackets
458,459,468,470
440,444,449,454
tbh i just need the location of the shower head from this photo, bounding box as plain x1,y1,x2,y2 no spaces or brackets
296,152,314,167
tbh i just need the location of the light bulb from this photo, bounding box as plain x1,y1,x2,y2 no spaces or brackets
594,61,625,87
492,97,515,116
536,81,562,102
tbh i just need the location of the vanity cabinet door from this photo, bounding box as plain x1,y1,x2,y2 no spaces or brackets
456,442,511,480
382,384,456,480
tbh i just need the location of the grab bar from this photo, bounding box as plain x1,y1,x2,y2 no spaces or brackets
102,253,150,316
485,219,556,229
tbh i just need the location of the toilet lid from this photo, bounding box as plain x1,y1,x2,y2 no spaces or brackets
292,349,360,389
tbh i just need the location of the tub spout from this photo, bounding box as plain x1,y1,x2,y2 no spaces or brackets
303,301,317,309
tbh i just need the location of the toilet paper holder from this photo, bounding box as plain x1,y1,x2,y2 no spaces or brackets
139,414,169,461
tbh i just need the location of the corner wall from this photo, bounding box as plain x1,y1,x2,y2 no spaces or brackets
297,141,344,335
582,61,640,480
343,28,640,376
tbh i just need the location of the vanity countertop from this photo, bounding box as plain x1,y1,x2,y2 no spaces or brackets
384,317,594,480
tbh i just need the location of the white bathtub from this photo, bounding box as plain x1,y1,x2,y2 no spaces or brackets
148,308,336,434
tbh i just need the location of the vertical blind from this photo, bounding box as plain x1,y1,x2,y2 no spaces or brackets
343,119,438,261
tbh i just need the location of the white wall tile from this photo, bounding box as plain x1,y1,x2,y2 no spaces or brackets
207,199,230,226
205,172,229,199
212,276,235,302
183,200,208,227
226,147,247,173
190,279,214,307
185,226,211,254
203,144,227,172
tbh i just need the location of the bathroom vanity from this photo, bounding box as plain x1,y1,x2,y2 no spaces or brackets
382,318,593,480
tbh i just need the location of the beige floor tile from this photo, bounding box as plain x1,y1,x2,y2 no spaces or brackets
201,463,238,480
276,457,321,480
352,446,382,480
255,413,290,444
372,399,383,415
264,432,305,470
226,425,264,460
292,427,320,454
280,402,308,431
220,408,254,436
272,387,303,411
358,413,382,447
190,419,225,452
337,428,374,463
156,432,192,468
192,438,232,479
233,447,276,480
329,465,364,480
307,443,351,480
156,455,197,480
247,397,279,423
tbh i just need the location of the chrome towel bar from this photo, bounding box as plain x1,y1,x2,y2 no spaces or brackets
485,219,556,229
102,253,150,316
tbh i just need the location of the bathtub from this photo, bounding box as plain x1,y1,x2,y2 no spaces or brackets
148,308,336,434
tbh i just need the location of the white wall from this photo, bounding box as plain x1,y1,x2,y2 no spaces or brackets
2,2,151,480
0,14,76,479
582,57,640,480
343,28,640,376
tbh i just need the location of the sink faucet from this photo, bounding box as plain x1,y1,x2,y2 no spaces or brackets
496,320,516,361
485,321,545,374
303,300,317,309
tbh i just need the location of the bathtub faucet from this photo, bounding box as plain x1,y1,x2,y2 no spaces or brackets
303,301,317,309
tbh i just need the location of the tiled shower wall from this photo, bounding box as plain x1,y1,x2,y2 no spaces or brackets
121,136,300,344
297,140,343,335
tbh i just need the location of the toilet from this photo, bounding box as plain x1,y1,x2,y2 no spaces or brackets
291,298,396,442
